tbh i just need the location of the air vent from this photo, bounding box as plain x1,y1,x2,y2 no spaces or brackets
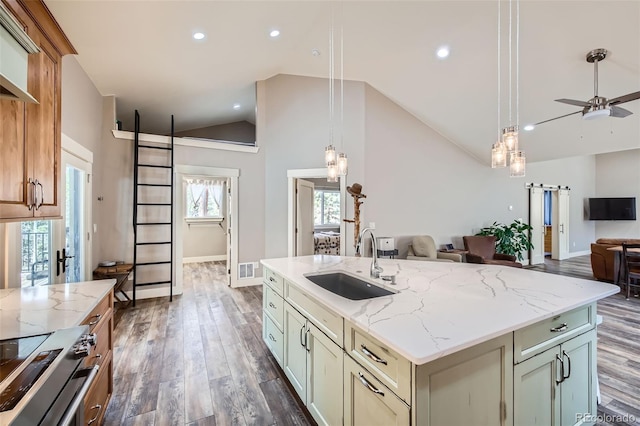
238,263,255,279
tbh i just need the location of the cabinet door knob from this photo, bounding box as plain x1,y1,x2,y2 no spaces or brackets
27,178,37,210
358,372,385,397
555,353,565,385
360,344,388,365
268,302,276,309
36,181,44,210
562,350,571,380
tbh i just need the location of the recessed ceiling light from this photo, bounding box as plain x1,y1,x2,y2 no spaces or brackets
193,32,205,40
233,103,241,110
270,29,280,38
436,46,450,59
312,48,321,57
523,124,535,131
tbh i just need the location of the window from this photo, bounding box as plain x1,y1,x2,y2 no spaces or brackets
185,178,224,219
314,190,340,226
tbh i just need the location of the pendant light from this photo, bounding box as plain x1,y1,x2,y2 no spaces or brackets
491,0,507,169
325,5,347,181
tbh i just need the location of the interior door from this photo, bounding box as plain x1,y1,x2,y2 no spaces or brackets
52,150,92,283
552,189,570,261
529,186,545,265
296,179,315,256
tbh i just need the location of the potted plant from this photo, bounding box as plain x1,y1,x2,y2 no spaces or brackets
476,219,534,261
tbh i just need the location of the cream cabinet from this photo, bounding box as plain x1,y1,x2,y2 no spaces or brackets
344,353,409,426
264,270,344,426
514,330,597,426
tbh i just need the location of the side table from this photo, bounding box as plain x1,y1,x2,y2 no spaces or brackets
93,263,133,307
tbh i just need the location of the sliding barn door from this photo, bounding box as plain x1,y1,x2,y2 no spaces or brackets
552,188,570,260
529,186,545,265
296,179,315,256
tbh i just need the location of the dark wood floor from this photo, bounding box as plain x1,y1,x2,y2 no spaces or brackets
105,257,639,425
104,262,309,426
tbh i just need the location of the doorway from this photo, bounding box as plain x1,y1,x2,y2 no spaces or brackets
528,183,571,264
175,165,239,288
287,168,347,257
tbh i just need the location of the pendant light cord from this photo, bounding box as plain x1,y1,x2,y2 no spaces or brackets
340,6,344,150
508,0,512,125
516,0,520,127
329,8,334,145
497,0,501,139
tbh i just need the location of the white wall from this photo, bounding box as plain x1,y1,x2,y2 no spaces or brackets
594,149,640,238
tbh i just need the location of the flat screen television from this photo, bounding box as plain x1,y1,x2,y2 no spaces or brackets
588,197,637,220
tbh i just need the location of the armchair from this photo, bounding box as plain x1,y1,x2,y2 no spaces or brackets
407,236,462,263
463,235,522,268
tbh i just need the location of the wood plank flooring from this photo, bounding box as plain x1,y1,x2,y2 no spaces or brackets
104,262,309,426
105,257,639,426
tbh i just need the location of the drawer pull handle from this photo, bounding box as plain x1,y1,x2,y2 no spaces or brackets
361,344,388,365
358,372,384,397
550,323,567,332
95,353,102,359
269,277,276,282
88,314,102,326
268,302,277,309
87,404,102,424
268,333,276,342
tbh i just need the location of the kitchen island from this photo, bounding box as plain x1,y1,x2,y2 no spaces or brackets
260,255,619,426
0,280,115,425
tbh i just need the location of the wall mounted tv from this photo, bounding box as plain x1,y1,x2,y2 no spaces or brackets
588,197,637,221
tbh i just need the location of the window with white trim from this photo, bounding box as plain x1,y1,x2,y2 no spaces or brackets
314,190,340,227
184,178,224,220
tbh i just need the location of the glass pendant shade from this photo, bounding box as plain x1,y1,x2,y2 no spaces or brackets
325,144,336,166
327,160,338,182
502,126,519,152
491,142,507,168
509,151,526,177
337,153,348,175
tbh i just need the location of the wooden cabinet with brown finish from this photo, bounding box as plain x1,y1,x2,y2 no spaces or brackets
0,0,76,221
81,290,114,426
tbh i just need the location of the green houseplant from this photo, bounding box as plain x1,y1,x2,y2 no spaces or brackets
475,219,534,261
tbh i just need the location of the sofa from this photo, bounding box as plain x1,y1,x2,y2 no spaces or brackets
590,238,640,282
406,235,462,263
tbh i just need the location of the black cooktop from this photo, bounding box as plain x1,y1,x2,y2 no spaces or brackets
0,334,49,383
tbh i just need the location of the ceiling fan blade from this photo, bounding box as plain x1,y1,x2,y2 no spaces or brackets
555,98,591,107
533,110,582,126
608,90,640,105
610,105,633,118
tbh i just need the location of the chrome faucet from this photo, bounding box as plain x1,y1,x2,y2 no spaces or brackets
355,227,383,278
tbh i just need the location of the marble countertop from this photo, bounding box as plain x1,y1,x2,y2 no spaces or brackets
260,255,619,365
0,280,115,340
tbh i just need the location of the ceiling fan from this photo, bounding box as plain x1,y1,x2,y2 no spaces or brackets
530,48,640,128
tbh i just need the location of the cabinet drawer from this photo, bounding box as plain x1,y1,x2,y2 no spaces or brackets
263,284,284,331
84,311,112,368
264,268,284,296
514,303,595,363
81,291,113,334
286,282,343,346
345,322,411,403
84,350,112,426
263,313,284,367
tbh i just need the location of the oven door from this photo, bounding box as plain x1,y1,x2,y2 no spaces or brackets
43,364,99,426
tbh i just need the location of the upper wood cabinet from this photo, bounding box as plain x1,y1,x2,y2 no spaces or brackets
0,0,76,222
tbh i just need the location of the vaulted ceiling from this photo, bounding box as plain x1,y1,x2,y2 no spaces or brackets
46,1,640,164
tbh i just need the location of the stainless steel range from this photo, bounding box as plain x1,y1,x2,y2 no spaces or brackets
0,326,98,425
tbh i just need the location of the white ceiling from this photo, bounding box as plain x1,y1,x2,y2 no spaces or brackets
46,1,640,164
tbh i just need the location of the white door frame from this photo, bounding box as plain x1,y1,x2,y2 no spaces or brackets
56,134,93,283
287,168,347,257
175,165,239,289
526,183,571,262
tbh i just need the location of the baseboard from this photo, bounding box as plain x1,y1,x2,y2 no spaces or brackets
232,277,262,288
122,285,182,301
183,255,227,264
567,250,590,258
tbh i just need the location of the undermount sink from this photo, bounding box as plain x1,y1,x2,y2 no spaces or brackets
304,272,395,300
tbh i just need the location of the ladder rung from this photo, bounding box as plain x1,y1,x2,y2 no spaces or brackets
136,261,172,266
137,203,172,206
139,145,172,151
138,164,172,169
136,241,172,246
137,183,171,187
136,222,171,226
136,280,172,287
